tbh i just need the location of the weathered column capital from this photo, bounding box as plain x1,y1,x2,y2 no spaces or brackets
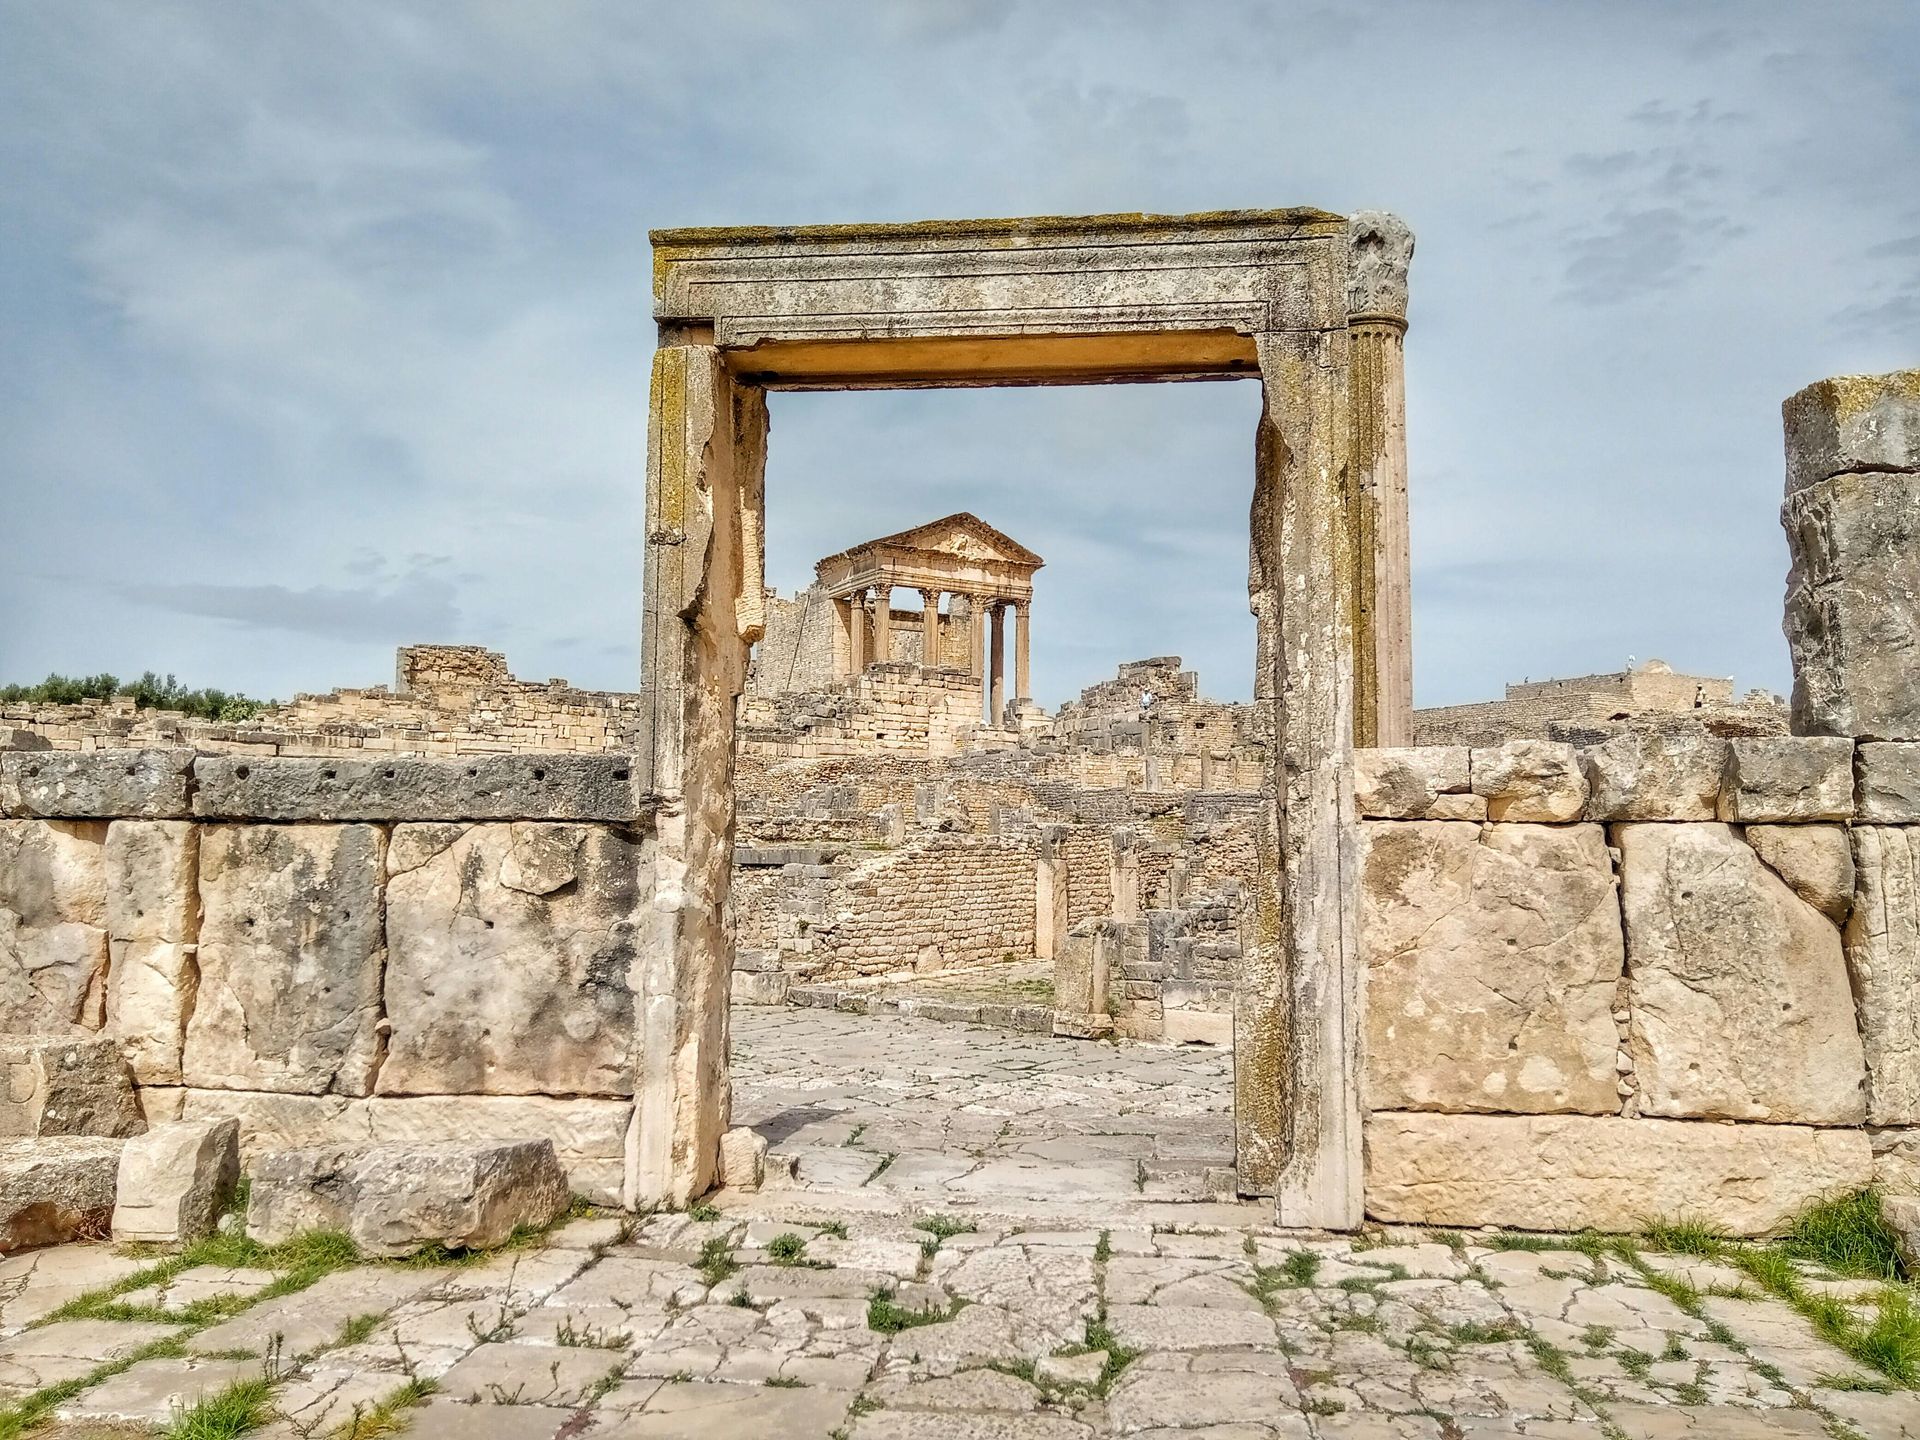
1346,211,1414,327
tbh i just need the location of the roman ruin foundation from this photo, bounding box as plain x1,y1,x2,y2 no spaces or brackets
4,203,1917,1243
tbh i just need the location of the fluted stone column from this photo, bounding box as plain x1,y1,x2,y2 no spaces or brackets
1346,212,1415,747
848,590,868,674
989,601,1007,725
872,583,892,665
1013,599,1031,701
919,588,941,668
967,591,987,682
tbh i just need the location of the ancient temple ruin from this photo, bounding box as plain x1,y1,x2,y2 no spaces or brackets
5,204,1919,1253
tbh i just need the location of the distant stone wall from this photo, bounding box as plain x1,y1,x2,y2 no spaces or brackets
3,645,650,758
734,834,1035,984
1413,661,1786,748
1354,735,1920,1234
0,749,650,1207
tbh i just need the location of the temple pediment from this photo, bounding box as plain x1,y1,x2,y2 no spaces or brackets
847,513,1043,568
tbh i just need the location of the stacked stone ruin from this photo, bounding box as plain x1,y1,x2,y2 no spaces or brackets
2,197,1914,1238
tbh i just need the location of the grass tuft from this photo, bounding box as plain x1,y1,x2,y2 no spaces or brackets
1780,1190,1905,1282
163,1377,274,1440
866,1288,963,1334
1638,1215,1728,1258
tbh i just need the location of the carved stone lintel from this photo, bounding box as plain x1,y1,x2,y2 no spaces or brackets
1346,211,1414,323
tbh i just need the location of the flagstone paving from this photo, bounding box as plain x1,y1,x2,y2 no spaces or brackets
730,1006,1238,1211
5,1204,1920,1439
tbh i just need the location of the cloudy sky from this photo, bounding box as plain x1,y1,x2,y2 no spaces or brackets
4,3,1916,710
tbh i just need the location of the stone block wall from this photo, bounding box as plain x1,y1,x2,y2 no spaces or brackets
0,750,649,1206
1355,736,1920,1234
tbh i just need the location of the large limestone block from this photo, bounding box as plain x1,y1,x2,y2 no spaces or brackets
111,1118,239,1243
1783,370,1920,495
0,750,194,820
1783,468,1920,740
183,825,385,1096
1353,747,1477,819
0,820,108,1033
1618,823,1865,1123
104,821,199,1085
0,1136,123,1253
1051,921,1110,1039
1366,1112,1871,1235
1859,744,1920,823
1746,824,1854,924
175,1089,353,1162
1847,827,1920,1124
0,1034,143,1139
247,1139,571,1258
379,824,641,1097
1360,821,1623,1114
1470,742,1586,821
1718,737,1855,822
192,754,643,823
1581,730,1725,821
353,1095,630,1207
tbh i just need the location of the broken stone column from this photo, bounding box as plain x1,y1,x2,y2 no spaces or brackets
1781,369,1920,739
1033,826,1068,962
1346,211,1415,748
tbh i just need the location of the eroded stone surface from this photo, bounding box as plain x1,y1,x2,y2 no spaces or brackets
0,819,107,1033
1860,742,1920,823
184,823,385,1096
1618,823,1865,1124
1470,742,1587,822
1581,730,1726,822
1366,1111,1869,1234
0,1135,120,1254
1848,826,1920,1124
1360,822,1623,1114
103,819,199,1085
379,823,641,1098
1354,748,1472,819
1743,824,1854,924
1718,738,1855,822
0,1032,142,1139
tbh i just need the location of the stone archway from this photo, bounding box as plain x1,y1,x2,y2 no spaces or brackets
631,209,1413,1228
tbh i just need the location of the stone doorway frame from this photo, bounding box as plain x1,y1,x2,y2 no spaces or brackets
633,209,1412,1228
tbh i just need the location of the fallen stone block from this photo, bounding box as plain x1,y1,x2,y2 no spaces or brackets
1470,741,1586,821
1718,737,1855,822
112,1118,239,1244
0,1032,144,1139
1365,1112,1869,1235
1882,1194,1920,1276
719,1126,768,1191
0,1135,122,1253
248,1139,571,1258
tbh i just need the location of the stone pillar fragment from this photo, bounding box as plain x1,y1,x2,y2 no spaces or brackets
634,342,768,1209
1781,370,1920,739
1346,212,1415,747
1034,825,1068,962
1246,322,1358,1224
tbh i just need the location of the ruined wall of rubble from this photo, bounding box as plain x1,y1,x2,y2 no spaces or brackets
1354,735,1920,1235
3,646,650,758
1413,662,1787,748
0,749,647,1207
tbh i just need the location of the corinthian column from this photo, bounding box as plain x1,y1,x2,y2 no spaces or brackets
919,588,941,668
1346,211,1415,747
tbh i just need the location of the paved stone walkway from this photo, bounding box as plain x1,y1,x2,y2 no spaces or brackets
4,1207,1917,1439
731,1006,1238,1210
